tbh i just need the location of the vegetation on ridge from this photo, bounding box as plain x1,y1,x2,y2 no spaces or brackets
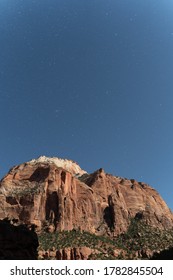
38,218,173,259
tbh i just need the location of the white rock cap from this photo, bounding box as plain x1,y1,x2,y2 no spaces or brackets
28,156,87,176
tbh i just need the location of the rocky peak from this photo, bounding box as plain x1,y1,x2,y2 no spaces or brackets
0,156,173,238
28,156,87,177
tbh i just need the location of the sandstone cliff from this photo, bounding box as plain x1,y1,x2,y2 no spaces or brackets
0,156,172,237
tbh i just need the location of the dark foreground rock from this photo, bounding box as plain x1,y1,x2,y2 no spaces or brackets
150,247,173,260
0,219,38,259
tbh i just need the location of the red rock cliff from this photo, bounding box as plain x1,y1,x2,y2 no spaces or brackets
0,157,172,236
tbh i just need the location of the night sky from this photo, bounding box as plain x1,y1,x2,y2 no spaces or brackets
0,0,173,210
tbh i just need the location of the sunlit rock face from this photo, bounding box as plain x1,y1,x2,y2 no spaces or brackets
0,156,173,236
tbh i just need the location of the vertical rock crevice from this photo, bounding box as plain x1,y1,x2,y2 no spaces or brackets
103,195,115,231
45,191,61,226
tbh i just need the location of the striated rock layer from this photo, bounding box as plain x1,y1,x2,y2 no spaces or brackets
39,247,95,260
0,156,173,236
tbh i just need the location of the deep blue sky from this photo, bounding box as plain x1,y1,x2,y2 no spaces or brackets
0,0,173,210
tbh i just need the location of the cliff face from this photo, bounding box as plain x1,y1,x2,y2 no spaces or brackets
84,169,173,234
0,157,172,236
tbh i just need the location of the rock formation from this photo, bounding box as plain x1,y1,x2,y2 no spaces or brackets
39,247,94,260
0,156,173,237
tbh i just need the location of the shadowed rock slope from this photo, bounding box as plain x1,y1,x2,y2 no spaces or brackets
151,247,173,260
0,218,38,259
